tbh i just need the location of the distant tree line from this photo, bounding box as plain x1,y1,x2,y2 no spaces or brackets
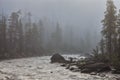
0,7,102,59
0,10,68,59
0,11,46,59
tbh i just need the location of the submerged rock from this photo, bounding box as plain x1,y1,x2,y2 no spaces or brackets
50,53,66,63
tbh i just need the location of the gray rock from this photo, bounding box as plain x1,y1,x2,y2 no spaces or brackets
50,53,66,63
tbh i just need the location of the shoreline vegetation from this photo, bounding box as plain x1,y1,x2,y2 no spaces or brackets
91,0,120,74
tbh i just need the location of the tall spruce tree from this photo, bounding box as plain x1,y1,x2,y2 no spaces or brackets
8,11,23,57
101,0,117,60
117,10,120,58
8,12,19,57
0,14,7,58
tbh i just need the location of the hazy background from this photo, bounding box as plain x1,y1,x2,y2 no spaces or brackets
0,0,120,53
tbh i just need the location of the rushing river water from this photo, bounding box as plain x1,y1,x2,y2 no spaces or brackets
0,55,119,80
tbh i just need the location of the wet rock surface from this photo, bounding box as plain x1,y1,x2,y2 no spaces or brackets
50,53,66,63
0,55,119,80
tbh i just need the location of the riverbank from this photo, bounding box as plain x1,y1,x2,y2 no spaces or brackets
0,55,119,80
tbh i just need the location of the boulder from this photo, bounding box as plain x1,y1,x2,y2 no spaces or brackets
81,63,111,73
50,53,66,63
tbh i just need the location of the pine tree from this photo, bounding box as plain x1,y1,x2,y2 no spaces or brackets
24,12,32,56
38,20,45,48
18,19,24,56
99,37,105,55
117,10,120,58
101,0,117,60
51,22,62,51
24,27,32,55
0,14,7,58
8,11,23,57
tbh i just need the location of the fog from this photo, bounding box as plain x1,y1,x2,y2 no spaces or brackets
0,0,120,53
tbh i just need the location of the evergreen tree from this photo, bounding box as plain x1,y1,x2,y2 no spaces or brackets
0,14,7,58
24,27,32,55
51,22,62,51
99,37,105,55
31,23,40,55
101,0,117,60
8,11,23,57
18,19,24,56
117,10,120,58
24,12,32,55
8,12,19,57
38,20,45,48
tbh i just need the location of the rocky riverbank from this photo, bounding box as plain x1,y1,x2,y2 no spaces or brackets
0,55,119,80
51,54,120,80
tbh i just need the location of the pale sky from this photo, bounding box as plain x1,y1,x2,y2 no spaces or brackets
0,0,120,35
0,0,120,23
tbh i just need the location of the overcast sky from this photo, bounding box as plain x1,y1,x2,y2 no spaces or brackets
0,0,120,34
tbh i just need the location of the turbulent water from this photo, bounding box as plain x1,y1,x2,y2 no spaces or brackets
0,55,119,80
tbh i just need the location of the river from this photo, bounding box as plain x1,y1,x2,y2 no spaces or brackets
0,55,119,80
